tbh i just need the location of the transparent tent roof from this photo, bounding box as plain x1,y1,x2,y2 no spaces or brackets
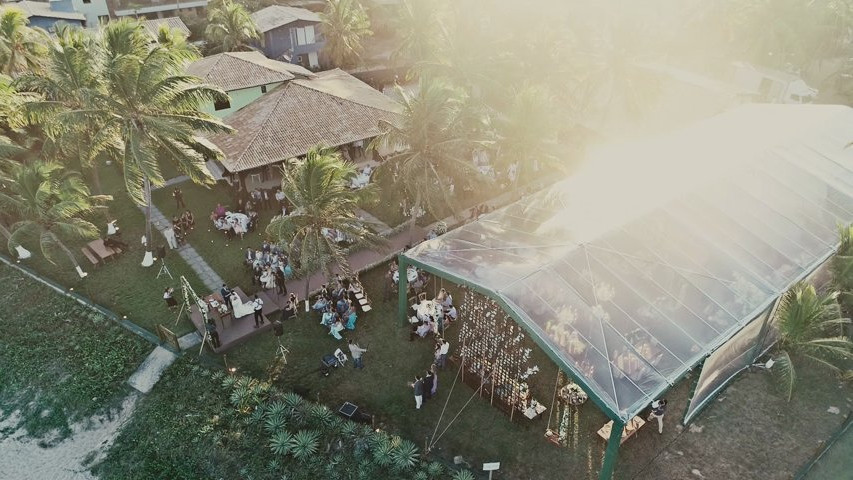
403,104,853,421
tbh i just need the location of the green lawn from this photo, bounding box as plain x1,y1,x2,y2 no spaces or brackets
151,180,279,290
220,266,611,479
0,264,150,441
95,356,478,480
15,166,207,336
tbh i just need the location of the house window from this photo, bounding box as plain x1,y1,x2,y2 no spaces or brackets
295,27,307,46
98,15,108,24
304,25,315,44
83,0,91,3
214,97,231,111
261,85,267,93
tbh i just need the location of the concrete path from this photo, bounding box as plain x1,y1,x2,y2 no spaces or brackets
356,208,393,235
127,346,179,394
145,203,225,292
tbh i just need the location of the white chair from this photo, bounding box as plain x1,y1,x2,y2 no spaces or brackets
361,305,372,313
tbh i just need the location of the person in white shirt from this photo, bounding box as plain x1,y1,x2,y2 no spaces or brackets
446,305,458,322
437,339,450,368
252,294,264,328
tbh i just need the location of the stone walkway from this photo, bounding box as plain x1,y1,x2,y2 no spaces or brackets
146,203,224,291
356,208,393,235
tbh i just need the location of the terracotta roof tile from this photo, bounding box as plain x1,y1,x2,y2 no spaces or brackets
209,71,402,173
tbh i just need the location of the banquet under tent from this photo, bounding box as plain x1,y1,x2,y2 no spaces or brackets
397,104,853,479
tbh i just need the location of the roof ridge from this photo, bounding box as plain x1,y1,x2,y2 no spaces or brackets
231,83,294,166
291,73,400,114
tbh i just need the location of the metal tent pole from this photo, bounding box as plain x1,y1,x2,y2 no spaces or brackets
599,419,625,480
397,255,410,327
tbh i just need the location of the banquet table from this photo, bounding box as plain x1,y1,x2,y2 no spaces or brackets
416,300,442,322
393,267,419,284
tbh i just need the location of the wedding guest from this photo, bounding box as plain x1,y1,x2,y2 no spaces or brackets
252,294,264,328
283,300,296,319
412,375,424,410
163,287,177,310
172,187,186,210
330,317,345,340
206,320,220,348
274,268,287,295
423,368,434,400
437,339,450,368
647,399,668,434
430,364,438,397
348,339,367,369
214,203,226,219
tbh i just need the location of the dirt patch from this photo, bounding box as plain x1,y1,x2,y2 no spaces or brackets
0,394,138,479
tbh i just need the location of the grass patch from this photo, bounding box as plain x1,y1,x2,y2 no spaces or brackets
221,266,610,479
15,166,208,336
0,264,150,441
94,356,477,479
151,181,277,291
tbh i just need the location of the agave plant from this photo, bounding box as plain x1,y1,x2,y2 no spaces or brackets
307,404,335,430
269,431,292,456
371,433,394,467
221,375,238,390
247,407,265,426
771,283,853,400
282,392,304,412
426,461,444,478
264,411,287,435
289,430,320,462
390,438,419,471
451,470,476,480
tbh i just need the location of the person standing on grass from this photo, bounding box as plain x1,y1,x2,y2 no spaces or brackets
437,339,450,368
647,399,667,434
252,294,264,328
348,339,367,369
430,364,438,397
423,368,434,400
173,187,186,210
412,375,424,410
163,287,177,310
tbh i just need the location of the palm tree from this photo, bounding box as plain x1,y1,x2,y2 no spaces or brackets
389,0,445,67
492,84,559,184
0,8,48,76
155,23,200,62
265,146,384,303
15,26,109,191
770,283,853,401
319,0,372,68
372,79,483,240
0,161,111,272
204,0,260,53
81,20,232,255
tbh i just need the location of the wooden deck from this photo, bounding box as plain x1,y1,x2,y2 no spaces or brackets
189,286,283,352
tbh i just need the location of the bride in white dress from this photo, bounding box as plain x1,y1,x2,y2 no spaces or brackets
229,291,254,318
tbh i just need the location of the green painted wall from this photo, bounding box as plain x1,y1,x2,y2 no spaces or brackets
201,81,285,118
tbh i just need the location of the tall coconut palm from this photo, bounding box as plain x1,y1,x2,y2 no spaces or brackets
15,26,110,191
0,161,111,270
81,20,232,252
205,0,260,53
770,283,853,401
155,23,200,62
492,84,559,184
266,146,384,303
0,8,48,76
319,0,372,68
372,79,483,240
389,0,445,67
